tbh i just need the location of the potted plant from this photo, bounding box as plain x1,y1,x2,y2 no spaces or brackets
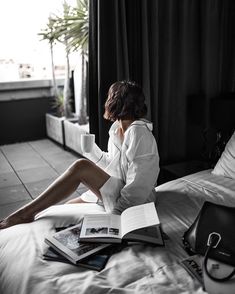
63,0,89,125
58,0,89,153
39,16,68,146
39,0,89,150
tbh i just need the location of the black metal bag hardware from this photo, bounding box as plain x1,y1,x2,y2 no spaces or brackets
182,201,235,281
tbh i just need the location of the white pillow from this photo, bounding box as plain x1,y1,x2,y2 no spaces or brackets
212,131,235,179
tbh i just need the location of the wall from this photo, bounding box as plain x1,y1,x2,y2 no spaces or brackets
0,79,63,145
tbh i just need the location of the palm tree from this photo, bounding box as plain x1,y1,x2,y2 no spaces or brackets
38,17,61,115
58,0,88,124
62,0,88,53
53,1,73,119
39,0,88,120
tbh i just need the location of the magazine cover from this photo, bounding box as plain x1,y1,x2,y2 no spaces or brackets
43,246,114,271
45,221,112,264
181,254,203,285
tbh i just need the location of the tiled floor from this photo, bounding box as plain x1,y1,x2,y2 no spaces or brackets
0,139,87,219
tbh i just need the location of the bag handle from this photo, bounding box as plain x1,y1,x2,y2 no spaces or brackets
203,233,235,282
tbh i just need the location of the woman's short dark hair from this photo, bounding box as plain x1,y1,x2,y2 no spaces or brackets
103,80,147,121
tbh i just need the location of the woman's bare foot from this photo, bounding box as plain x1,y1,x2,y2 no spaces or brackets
0,211,35,230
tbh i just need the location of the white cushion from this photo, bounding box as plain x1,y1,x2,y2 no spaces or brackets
212,131,235,179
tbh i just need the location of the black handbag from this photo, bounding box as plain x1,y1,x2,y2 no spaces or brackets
183,201,235,282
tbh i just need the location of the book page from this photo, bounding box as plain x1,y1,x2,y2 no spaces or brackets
80,214,121,238
124,225,164,245
121,202,160,238
53,227,103,255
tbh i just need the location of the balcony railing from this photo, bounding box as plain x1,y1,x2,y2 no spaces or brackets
0,79,63,145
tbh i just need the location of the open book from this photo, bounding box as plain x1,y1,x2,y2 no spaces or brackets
79,202,164,245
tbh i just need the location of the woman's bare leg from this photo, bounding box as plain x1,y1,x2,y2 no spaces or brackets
0,159,110,229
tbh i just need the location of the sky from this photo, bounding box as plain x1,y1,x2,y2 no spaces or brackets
0,0,76,64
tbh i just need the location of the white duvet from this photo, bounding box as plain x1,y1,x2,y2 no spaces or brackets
1,169,235,294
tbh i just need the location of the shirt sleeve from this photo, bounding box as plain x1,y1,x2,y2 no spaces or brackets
84,142,110,169
112,130,160,214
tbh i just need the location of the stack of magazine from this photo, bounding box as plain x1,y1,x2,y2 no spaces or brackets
44,202,164,271
44,222,115,271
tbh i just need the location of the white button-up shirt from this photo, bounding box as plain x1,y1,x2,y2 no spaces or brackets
86,119,160,214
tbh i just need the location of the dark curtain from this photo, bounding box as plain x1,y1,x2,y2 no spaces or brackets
88,0,235,164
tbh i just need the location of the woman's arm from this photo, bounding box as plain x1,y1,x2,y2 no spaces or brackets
84,143,111,169
112,129,160,214
84,121,120,169
113,154,159,214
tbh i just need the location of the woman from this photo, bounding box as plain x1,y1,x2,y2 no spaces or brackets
0,81,159,229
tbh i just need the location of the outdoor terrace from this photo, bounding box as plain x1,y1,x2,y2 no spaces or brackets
0,139,87,220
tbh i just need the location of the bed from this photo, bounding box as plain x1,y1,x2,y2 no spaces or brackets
1,132,235,294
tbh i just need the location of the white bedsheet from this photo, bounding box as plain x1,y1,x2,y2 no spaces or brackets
1,170,235,294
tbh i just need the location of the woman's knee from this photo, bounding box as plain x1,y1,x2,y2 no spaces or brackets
69,158,93,177
68,158,109,187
